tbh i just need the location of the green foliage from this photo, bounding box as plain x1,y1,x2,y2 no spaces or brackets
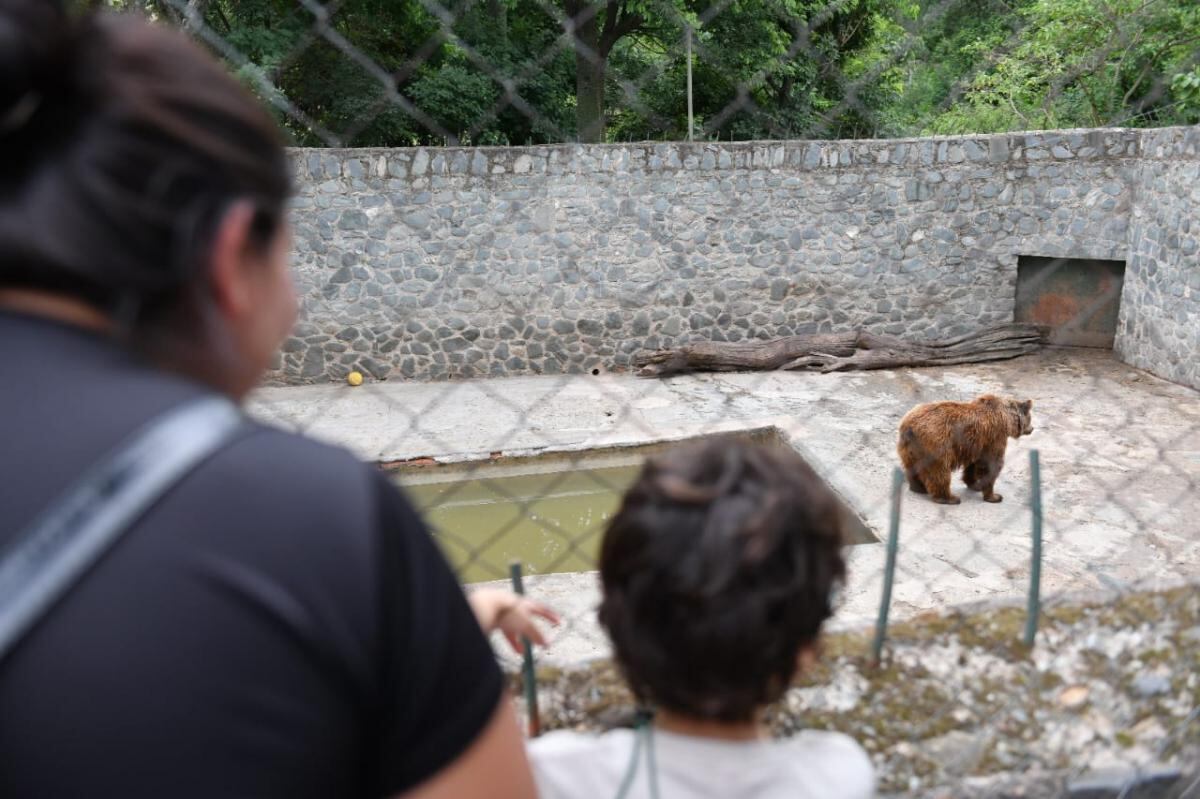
1171,68,1200,123
866,0,1026,137
100,0,1198,143
918,0,1200,133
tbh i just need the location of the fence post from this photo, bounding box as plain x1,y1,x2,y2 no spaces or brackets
686,26,694,141
871,467,904,665
1024,450,1043,648
509,560,541,737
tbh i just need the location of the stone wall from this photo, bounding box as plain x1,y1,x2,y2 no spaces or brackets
1115,127,1200,390
276,127,1192,385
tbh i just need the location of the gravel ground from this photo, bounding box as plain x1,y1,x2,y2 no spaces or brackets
510,582,1200,797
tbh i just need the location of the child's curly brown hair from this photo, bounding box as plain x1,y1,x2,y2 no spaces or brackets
598,438,847,722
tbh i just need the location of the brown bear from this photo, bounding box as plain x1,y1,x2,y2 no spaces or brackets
897,395,1034,505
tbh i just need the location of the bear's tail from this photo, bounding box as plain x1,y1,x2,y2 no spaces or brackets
897,424,920,469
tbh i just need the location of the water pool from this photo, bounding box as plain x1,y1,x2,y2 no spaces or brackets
391,430,873,583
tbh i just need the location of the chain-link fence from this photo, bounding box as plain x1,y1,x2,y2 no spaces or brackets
120,0,1200,793
251,336,1200,794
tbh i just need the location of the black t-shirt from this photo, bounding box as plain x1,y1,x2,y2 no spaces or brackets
0,311,503,797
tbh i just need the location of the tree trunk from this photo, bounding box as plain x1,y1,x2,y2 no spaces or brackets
575,55,606,143
633,324,1046,377
566,0,606,142
488,0,508,40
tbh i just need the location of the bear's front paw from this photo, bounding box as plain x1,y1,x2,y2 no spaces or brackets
984,493,1003,503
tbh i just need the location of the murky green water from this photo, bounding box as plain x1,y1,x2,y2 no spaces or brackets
401,462,641,583
392,430,874,583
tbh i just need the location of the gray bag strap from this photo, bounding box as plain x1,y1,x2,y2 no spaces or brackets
0,396,244,663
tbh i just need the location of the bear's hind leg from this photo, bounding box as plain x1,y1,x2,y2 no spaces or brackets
978,451,1005,503
963,460,989,491
925,467,960,505
905,466,928,494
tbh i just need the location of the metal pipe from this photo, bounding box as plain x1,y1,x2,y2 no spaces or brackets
1024,450,1043,648
871,467,904,664
686,26,694,142
509,560,540,737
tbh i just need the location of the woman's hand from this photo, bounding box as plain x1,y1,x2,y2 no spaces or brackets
468,588,560,654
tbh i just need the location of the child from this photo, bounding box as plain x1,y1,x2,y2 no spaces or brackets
525,439,874,798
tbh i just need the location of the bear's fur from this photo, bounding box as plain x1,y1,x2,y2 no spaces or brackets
897,395,1034,505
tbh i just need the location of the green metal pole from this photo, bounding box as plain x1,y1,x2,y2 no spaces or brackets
1024,450,1043,648
871,468,904,665
509,561,540,737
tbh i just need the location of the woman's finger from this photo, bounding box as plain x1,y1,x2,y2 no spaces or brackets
524,600,561,626
515,616,548,648
503,606,551,646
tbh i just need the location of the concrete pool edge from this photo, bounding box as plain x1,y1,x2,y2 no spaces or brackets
382,420,784,469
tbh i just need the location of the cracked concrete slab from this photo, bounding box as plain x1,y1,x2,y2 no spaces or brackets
250,348,1200,666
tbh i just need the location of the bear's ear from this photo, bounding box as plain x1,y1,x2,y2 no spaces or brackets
1021,399,1033,412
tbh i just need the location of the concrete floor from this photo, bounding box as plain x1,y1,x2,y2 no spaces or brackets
251,348,1200,665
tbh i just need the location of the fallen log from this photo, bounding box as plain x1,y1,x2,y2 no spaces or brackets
634,323,1046,377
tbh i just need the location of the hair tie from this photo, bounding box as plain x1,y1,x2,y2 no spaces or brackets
0,92,41,134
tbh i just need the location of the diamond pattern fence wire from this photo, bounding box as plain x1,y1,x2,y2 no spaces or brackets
131,0,1200,793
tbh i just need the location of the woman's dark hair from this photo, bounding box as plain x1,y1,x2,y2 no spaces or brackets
0,0,290,320
598,438,848,723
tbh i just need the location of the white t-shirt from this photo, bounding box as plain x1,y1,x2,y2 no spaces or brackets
529,726,875,799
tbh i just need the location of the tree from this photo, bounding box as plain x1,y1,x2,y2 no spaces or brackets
918,0,1200,133
564,0,646,141
606,0,887,141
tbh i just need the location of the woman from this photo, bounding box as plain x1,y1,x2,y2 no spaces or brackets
0,2,535,797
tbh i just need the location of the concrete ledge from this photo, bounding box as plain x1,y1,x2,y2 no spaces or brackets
1068,766,1185,799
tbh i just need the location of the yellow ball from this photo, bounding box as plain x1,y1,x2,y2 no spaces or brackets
347,371,364,386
